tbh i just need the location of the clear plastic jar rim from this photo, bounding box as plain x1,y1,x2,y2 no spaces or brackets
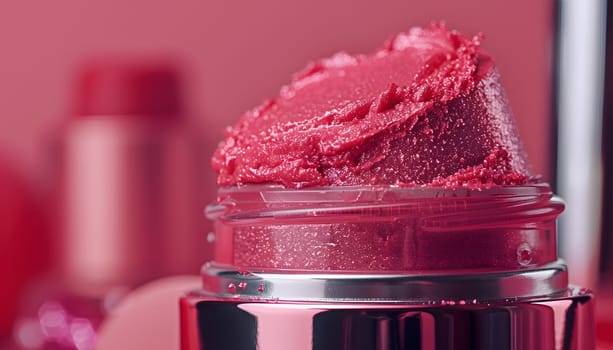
206,183,562,223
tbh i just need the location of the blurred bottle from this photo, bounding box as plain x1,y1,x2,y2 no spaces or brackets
11,60,211,350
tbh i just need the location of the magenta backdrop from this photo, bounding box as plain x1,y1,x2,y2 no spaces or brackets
0,0,553,183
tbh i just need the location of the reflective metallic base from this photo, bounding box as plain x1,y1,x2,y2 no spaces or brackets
180,287,594,350
201,261,569,302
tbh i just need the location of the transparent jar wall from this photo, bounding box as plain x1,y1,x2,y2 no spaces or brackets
209,185,562,273
214,221,557,272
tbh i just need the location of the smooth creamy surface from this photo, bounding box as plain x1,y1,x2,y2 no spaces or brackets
212,24,531,188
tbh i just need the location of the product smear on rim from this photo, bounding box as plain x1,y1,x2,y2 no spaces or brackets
212,24,533,188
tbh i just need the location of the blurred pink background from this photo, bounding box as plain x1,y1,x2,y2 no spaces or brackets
0,0,553,182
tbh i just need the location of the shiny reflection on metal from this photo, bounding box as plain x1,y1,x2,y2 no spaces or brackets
201,261,568,303
182,288,595,350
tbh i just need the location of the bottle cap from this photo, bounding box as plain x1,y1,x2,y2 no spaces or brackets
74,60,182,119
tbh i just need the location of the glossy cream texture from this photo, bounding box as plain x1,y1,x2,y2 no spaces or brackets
212,25,531,188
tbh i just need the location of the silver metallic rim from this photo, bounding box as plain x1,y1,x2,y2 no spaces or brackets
201,260,568,303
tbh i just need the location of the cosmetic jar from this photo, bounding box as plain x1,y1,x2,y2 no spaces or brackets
181,184,594,349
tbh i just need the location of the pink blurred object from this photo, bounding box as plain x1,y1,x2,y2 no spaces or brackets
596,286,613,349
96,276,200,350
74,61,182,118
57,60,208,294
0,157,48,338
12,293,106,350
10,60,210,350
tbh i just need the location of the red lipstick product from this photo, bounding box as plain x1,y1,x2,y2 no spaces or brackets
181,25,595,349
